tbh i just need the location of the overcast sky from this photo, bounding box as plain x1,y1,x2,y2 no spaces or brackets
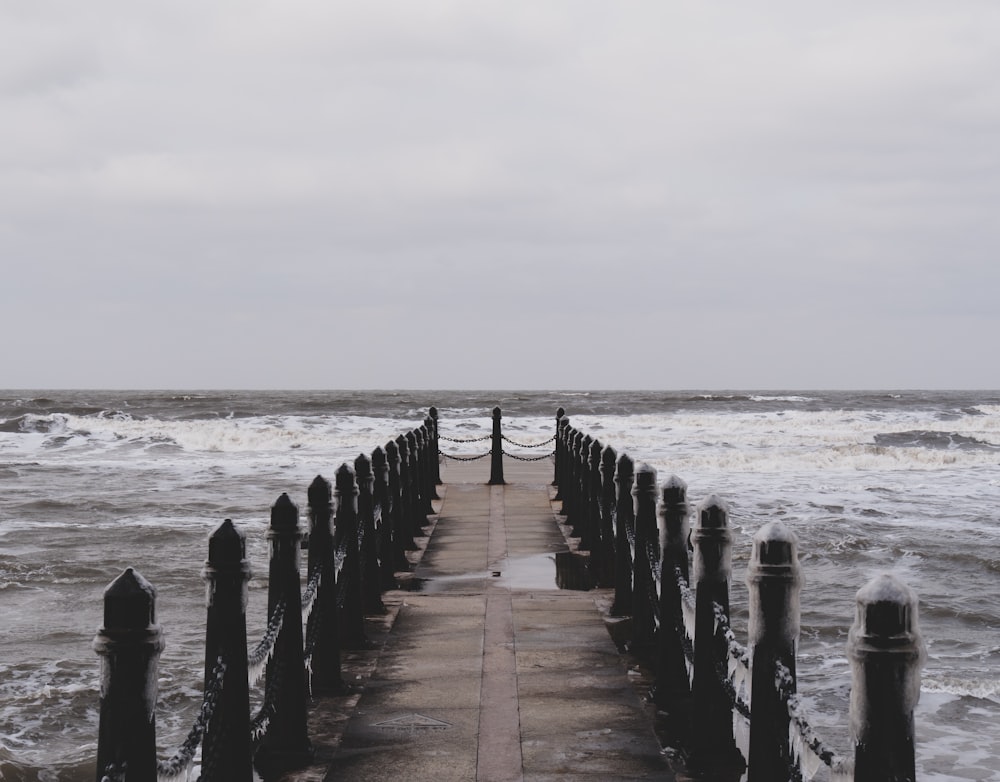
2,2,998,389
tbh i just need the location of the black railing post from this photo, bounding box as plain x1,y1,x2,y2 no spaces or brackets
488,406,505,485
849,574,925,782
385,439,415,567
651,476,691,710
372,446,397,591
395,435,421,549
568,432,587,539
423,417,441,500
583,438,603,555
557,423,576,525
405,431,428,538
94,568,164,782
576,435,601,556
259,493,313,773
417,426,436,514
552,407,565,488
306,475,344,695
355,453,386,616
609,452,635,617
334,464,367,649
689,495,743,772
597,444,618,588
630,463,658,655
554,416,570,502
202,520,253,781
429,407,443,487
747,521,802,782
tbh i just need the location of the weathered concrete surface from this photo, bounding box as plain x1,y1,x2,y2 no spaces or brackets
280,457,679,782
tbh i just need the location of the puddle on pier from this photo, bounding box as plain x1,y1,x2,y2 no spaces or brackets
398,551,594,593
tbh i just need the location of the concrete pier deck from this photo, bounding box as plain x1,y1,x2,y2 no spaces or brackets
289,457,679,781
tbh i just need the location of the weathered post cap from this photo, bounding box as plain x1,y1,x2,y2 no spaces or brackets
270,493,299,531
661,474,688,505
355,453,373,478
208,518,247,565
385,438,400,461
633,462,658,492
335,463,358,494
372,445,387,469
752,521,799,566
850,574,922,650
308,475,332,508
429,406,438,419
615,452,635,483
600,445,617,477
556,407,565,419
692,494,732,583
747,521,801,586
102,567,158,631
589,439,603,465
659,475,690,551
493,406,502,419
696,495,729,529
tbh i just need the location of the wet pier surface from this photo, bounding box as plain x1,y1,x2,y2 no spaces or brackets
289,458,678,781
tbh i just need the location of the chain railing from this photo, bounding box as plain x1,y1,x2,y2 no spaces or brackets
156,657,227,782
554,414,926,781
94,410,443,782
437,411,556,472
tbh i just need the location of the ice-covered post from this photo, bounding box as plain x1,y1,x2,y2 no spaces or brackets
553,420,571,502
306,475,344,694
747,522,801,782
597,444,618,588
416,427,436,514
689,495,743,771
355,453,385,616
557,423,577,526
93,568,164,782
488,406,505,485
568,432,589,539
258,493,313,772
610,453,635,617
652,476,691,709
422,418,441,500
848,574,925,782
552,407,565,488
385,435,420,556
630,463,658,655
395,435,420,547
372,446,397,591
581,437,602,553
333,464,367,649
201,520,253,780
406,431,428,534
429,407,443,487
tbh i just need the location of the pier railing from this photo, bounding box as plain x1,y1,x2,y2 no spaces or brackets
93,411,442,782
554,413,926,782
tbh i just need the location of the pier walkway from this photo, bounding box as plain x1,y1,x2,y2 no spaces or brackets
312,458,675,781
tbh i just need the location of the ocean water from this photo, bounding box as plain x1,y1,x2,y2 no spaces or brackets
1,389,998,780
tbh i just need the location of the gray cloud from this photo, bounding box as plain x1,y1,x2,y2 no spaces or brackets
2,1,999,388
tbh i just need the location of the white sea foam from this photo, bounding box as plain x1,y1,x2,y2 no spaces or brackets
2,391,999,780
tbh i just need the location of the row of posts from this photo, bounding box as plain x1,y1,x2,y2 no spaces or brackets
93,411,442,782
553,413,925,782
